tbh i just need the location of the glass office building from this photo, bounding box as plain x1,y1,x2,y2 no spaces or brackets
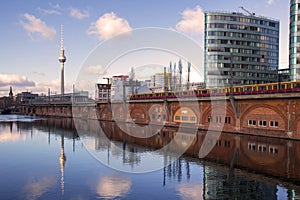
290,0,300,81
204,12,279,87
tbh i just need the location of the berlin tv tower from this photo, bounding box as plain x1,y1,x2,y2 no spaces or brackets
58,25,66,95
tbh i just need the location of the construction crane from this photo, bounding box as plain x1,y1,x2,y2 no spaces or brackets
239,6,255,16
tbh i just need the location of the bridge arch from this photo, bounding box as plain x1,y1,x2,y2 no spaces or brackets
173,106,197,124
240,104,287,131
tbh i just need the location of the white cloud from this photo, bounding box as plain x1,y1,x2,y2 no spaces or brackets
20,13,56,40
37,7,61,15
84,65,105,75
0,74,35,87
49,2,61,10
87,12,132,40
176,6,204,35
267,0,274,5
0,74,73,96
70,8,90,19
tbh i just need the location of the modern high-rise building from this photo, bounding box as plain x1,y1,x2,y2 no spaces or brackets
290,0,300,81
205,12,280,87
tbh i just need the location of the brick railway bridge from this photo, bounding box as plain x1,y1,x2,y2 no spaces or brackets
20,93,300,140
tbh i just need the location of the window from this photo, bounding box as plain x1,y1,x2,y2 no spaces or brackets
175,116,180,120
248,142,256,150
208,117,212,123
258,145,267,152
225,140,230,148
248,120,256,126
269,146,278,154
182,116,189,121
270,121,279,127
259,120,267,127
190,116,196,121
216,140,222,147
225,117,231,124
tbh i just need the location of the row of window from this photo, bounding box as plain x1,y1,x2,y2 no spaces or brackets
207,31,278,43
207,116,231,124
175,116,196,122
215,140,231,148
206,15,278,28
206,23,279,35
206,63,277,72
206,79,273,85
207,47,278,57
248,120,279,128
207,54,278,64
248,142,278,154
207,39,278,50
152,114,167,121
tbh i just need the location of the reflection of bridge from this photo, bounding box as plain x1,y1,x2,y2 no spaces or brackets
92,121,300,183
20,92,300,139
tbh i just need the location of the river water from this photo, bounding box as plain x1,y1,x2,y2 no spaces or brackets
0,114,299,200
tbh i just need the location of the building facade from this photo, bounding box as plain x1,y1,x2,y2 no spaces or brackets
205,12,279,87
290,0,300,81
96,83,111,102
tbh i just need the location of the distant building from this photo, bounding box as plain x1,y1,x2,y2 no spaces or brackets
96,83,111,102
278,68,290,82
290,0,300,81
16,92,38,104
150,72,171,92
111,75,130,101
205,11,280,87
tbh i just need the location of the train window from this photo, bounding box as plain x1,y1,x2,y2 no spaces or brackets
273,85,277,90
202,90,208,94
295,84,300,88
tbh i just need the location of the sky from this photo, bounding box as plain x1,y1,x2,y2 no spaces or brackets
0,0,289,96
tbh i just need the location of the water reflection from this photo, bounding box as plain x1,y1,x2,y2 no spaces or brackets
96,174,131,199
0,116,300,199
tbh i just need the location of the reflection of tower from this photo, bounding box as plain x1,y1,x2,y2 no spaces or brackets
59,132,66,196
58,25,66,95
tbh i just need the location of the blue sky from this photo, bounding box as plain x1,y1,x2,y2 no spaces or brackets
0,0,289,96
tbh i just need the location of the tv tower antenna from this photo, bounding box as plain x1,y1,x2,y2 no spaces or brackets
58,24,66,96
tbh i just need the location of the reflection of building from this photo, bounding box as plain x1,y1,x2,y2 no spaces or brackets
205,11,279,87
203,165,277,199
59,133,66,196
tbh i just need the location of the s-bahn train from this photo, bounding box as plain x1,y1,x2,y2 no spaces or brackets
129,81,300,100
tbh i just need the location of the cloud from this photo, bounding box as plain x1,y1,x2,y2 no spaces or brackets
49,2,61,10
70,8,90,19
0,74,35,87
20,13,56,40
84,65,105,75
0,74,72,96
267,0,274,5
87,12,132,40
37,7,61,15
176,6,204,35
